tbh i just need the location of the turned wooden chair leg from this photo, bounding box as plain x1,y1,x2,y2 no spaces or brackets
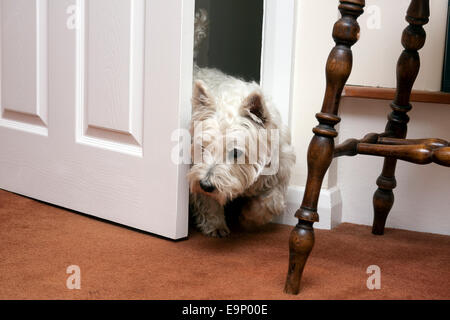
285,220,315,294
284,0,365,295
372,0,429,235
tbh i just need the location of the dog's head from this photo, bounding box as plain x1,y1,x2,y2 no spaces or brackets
187,80,279,205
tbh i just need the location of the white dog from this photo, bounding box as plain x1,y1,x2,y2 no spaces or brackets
188,10,295,237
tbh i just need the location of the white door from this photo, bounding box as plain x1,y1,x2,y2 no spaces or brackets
0,0,194,239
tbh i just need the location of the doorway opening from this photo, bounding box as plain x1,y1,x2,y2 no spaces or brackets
195,0,264,83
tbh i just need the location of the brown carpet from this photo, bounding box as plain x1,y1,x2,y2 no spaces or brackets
0,189,449,300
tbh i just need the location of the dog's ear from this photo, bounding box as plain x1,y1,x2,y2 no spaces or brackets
192,80,214,112
241,92,268,126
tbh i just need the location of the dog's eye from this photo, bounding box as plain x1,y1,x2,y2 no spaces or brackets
229,149,243,160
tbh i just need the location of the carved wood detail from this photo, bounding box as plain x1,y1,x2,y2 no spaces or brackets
285,0,366,295
284,0,447,295
372,0,430,235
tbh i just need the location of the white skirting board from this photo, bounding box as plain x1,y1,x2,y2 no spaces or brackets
273,186,343,230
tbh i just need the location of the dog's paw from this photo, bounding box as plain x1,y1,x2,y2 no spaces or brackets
240,198,273,228
206,225,230,238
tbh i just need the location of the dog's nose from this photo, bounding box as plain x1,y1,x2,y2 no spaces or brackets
199,179,215,193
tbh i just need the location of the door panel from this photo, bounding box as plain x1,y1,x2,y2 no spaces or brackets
84,0,144,144
78,0,144,153
1,0,48,132
0,0,194,239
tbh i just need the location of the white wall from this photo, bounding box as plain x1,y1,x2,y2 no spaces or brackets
285,0,450,235
348,0,447,90
338,98,450,235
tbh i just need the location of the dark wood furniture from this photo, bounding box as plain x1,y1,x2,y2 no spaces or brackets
285,0,450,295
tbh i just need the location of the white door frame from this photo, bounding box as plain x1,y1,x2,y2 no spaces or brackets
260,0,296,127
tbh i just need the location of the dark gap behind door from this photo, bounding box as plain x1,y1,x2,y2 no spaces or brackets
195,0,264,83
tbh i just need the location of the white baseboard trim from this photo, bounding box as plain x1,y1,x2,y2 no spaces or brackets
273,185,342,230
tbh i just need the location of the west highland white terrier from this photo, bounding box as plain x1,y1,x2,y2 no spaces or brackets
188,10,295,237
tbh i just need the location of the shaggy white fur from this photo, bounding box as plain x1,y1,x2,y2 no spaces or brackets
189,9,295,237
